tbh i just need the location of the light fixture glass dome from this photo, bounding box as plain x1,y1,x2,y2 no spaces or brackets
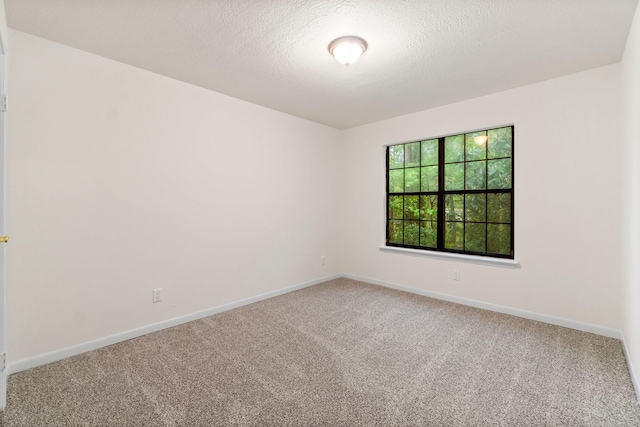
329,36,368,66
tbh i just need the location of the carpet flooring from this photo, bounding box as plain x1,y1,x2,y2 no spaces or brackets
1,278,639,426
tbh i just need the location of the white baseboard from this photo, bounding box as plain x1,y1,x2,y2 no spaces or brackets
341,273,622,339
7,273,341,375
620,333,640,405
9,271,639,406
343,274,639,404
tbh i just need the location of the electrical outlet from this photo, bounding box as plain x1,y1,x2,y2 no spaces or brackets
153,288,162,303
321,256,326,266
453,270,460,281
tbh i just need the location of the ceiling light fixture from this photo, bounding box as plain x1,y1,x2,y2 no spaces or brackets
328,36,368,67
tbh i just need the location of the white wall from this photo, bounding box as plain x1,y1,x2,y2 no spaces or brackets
0,0,7,54
7,30,340,363
621,3,640,395
339,64,623,330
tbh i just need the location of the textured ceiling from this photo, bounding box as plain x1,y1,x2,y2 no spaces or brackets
5,0,638,129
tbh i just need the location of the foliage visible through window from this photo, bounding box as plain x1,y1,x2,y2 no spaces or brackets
387,126,513,258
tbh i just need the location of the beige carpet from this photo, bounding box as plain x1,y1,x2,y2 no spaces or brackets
1,278,639,426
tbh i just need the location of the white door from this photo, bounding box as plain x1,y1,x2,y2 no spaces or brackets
0,27,7,410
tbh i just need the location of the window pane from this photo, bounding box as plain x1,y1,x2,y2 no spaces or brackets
389,169,404,193
487,159,512,189
419,195,438,220
488,127,512,159
388,195,403,219
405,167,420,192
445,134,464,163
405,142,420,167
386,126,513,258
488,224,511,255
421,165,438,192
389,145,404,169
465,161,486,190
465,132,487,161
389,220,403,244
465,194,486,222
487,193,511,223
420,221,437,247
465,223,486,253
404,221,419,246
445,163,464,190
444,194,463,221
445,222,464,250
404,195,419,220
421,139,438,166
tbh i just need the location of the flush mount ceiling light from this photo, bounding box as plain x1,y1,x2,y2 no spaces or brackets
328,36,368,67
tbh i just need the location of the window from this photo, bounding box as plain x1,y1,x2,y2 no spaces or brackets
386,126,513,259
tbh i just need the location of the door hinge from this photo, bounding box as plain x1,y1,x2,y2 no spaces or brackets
0,353,5,372
1,95,7,112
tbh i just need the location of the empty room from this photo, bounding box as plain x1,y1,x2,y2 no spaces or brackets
0,0,639,425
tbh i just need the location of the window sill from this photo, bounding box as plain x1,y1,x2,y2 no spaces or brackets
379,246,520,269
